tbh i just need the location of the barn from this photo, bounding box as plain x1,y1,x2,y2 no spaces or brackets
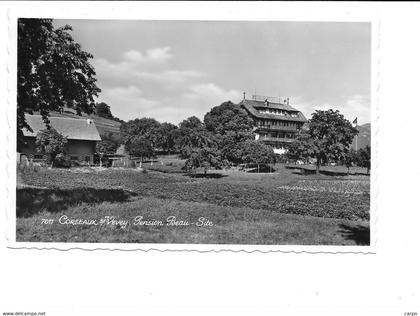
18,114,102,164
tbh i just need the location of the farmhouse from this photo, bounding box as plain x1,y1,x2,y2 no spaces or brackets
18,114,102,164
239,94,307,154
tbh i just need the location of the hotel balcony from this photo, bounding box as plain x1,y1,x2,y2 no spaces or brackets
255,125,300,132
258,135,295,143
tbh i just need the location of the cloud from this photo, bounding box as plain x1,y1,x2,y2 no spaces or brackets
93,47,174,84
95,48,370,125
134,70,206,88
99,85,159,120
93,48,206,93
94,48,241,124
122,47,173,64
344,95,371,124
184,83,240,102
292,94,370,125
174,83,241,121
97,83,241,124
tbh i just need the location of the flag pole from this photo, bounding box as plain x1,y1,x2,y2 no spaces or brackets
356,133,358,152
355,119,358,152
353,117,358,152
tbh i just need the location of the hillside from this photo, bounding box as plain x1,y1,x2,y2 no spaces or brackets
351,123,371,150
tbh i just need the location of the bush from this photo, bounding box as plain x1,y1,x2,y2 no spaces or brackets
35,128,68,166
275,154,289,164
240,140,276,165
54,153,71,168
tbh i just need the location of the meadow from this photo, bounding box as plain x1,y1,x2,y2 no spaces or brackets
16,159,370,245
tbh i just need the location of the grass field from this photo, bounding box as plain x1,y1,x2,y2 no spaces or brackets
16,160,370,245
285,164,370,176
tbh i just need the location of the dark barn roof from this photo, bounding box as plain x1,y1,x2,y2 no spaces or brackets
239,99,307,122
23,114,102,141
46,111,122,137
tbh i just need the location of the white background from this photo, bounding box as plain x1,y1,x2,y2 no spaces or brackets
0,2,419,315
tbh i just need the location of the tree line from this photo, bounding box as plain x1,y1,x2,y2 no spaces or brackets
286,109,370,174
32,104,371,174
17,18,370,174
117,101,276,173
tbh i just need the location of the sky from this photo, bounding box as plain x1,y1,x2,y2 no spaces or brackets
54,20,371,125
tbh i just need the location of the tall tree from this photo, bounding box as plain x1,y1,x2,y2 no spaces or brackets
175,116,223,174
156,122,178,154
120,117,161,148
184,146,223,175
240,140,276,166
287,109,358,173
357,145,371,175
286,131,316,164
342,148,358,175
95,102,113,119
203,101,254,164
204,101,253,136
176,116,212,159
125,135,155,162
95,139,119,156
18,19,100,134
179,116,203,130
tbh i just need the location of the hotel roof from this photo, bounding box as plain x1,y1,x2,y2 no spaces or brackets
239,99,307,122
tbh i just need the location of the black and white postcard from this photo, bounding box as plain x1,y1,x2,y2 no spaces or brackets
13,18,372,247
1,2,420,316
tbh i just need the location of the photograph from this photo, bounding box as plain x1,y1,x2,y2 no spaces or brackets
5,2,420,315
15,19,371,245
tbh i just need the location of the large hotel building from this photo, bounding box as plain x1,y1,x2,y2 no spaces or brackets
239,94,307,154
